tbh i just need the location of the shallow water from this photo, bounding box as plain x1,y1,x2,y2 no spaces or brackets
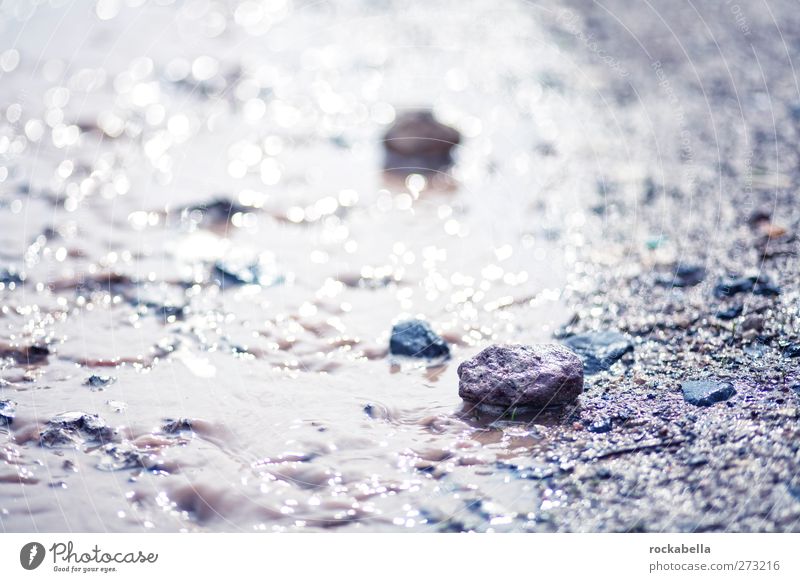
1,0,787,532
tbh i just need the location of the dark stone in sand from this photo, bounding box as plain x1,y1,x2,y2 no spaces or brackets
389,319,450,359
40,411,114,447
0,267,23,286
562,331,634,375
0,343,50,366
716,304,743,320
0,399,16,425
681,380,736,407
783,343,800,358
162,418,194,434
383,110,461,174
85,375,116,389
656,263,706,288
184,198,249,228
457,344,583,410
713,274,781,298
587,417,613,433
212,256,283,288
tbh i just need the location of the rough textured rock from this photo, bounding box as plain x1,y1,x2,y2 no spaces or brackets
0,399,16,425
39,411,114,447
562,331,634,374
457,344,583,410
389,319,450,359
713,274,780,298
681,380,736,407
382,110,461,174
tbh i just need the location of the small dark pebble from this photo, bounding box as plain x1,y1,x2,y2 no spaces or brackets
587,417,613,433
685,456,709,467
85,375,116,390
0,399,16,425
95,443,152,472
656,263,706,288
681,380,736,407
0,267,24,286
594,467,613,479
40,411,114,447
0,343,50,366
562,331,634,375
382,110,461,175
184,197,249,227
713,274,781,298
715,304,743,320
212,257,283,288
783,343,800,358
389,319,450,359
496,461,554,480
162,418,194,434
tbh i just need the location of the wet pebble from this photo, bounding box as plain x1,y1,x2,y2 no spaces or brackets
783,343,800,358
681,380,736,407
562,331,633,375
457,344,583,410
389,319,450,359
383,110,461,174
0,267,23,286
212,253,283,288
85,375,116,390
0,343,50,366
656,263,706,287
715,304,743,320
183,197,249,228
713,274,781,298
0,399,16,425
587,417,613,433
95,443,152,472
40,412,115,447
162,418,194,434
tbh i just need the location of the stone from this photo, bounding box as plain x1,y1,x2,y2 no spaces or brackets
0,399,16,425
85,375,116,390
681,380,736,407
783,343,800,358
562,331,634,375
0,267,23,286
212,251,283,288
39,411,115,447
457,344,583,410
656,263,706,287
389,319,450,359
716,304,743,320
713,274,780,298
587,417,613,433
382,110,461,174
162,418,194,434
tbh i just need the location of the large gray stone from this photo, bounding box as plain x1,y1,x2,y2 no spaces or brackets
457,344,584,410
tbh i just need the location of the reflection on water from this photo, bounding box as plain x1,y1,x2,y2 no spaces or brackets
0,0,755,531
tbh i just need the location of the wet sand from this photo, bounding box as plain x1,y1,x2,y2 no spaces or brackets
1,0,799,532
